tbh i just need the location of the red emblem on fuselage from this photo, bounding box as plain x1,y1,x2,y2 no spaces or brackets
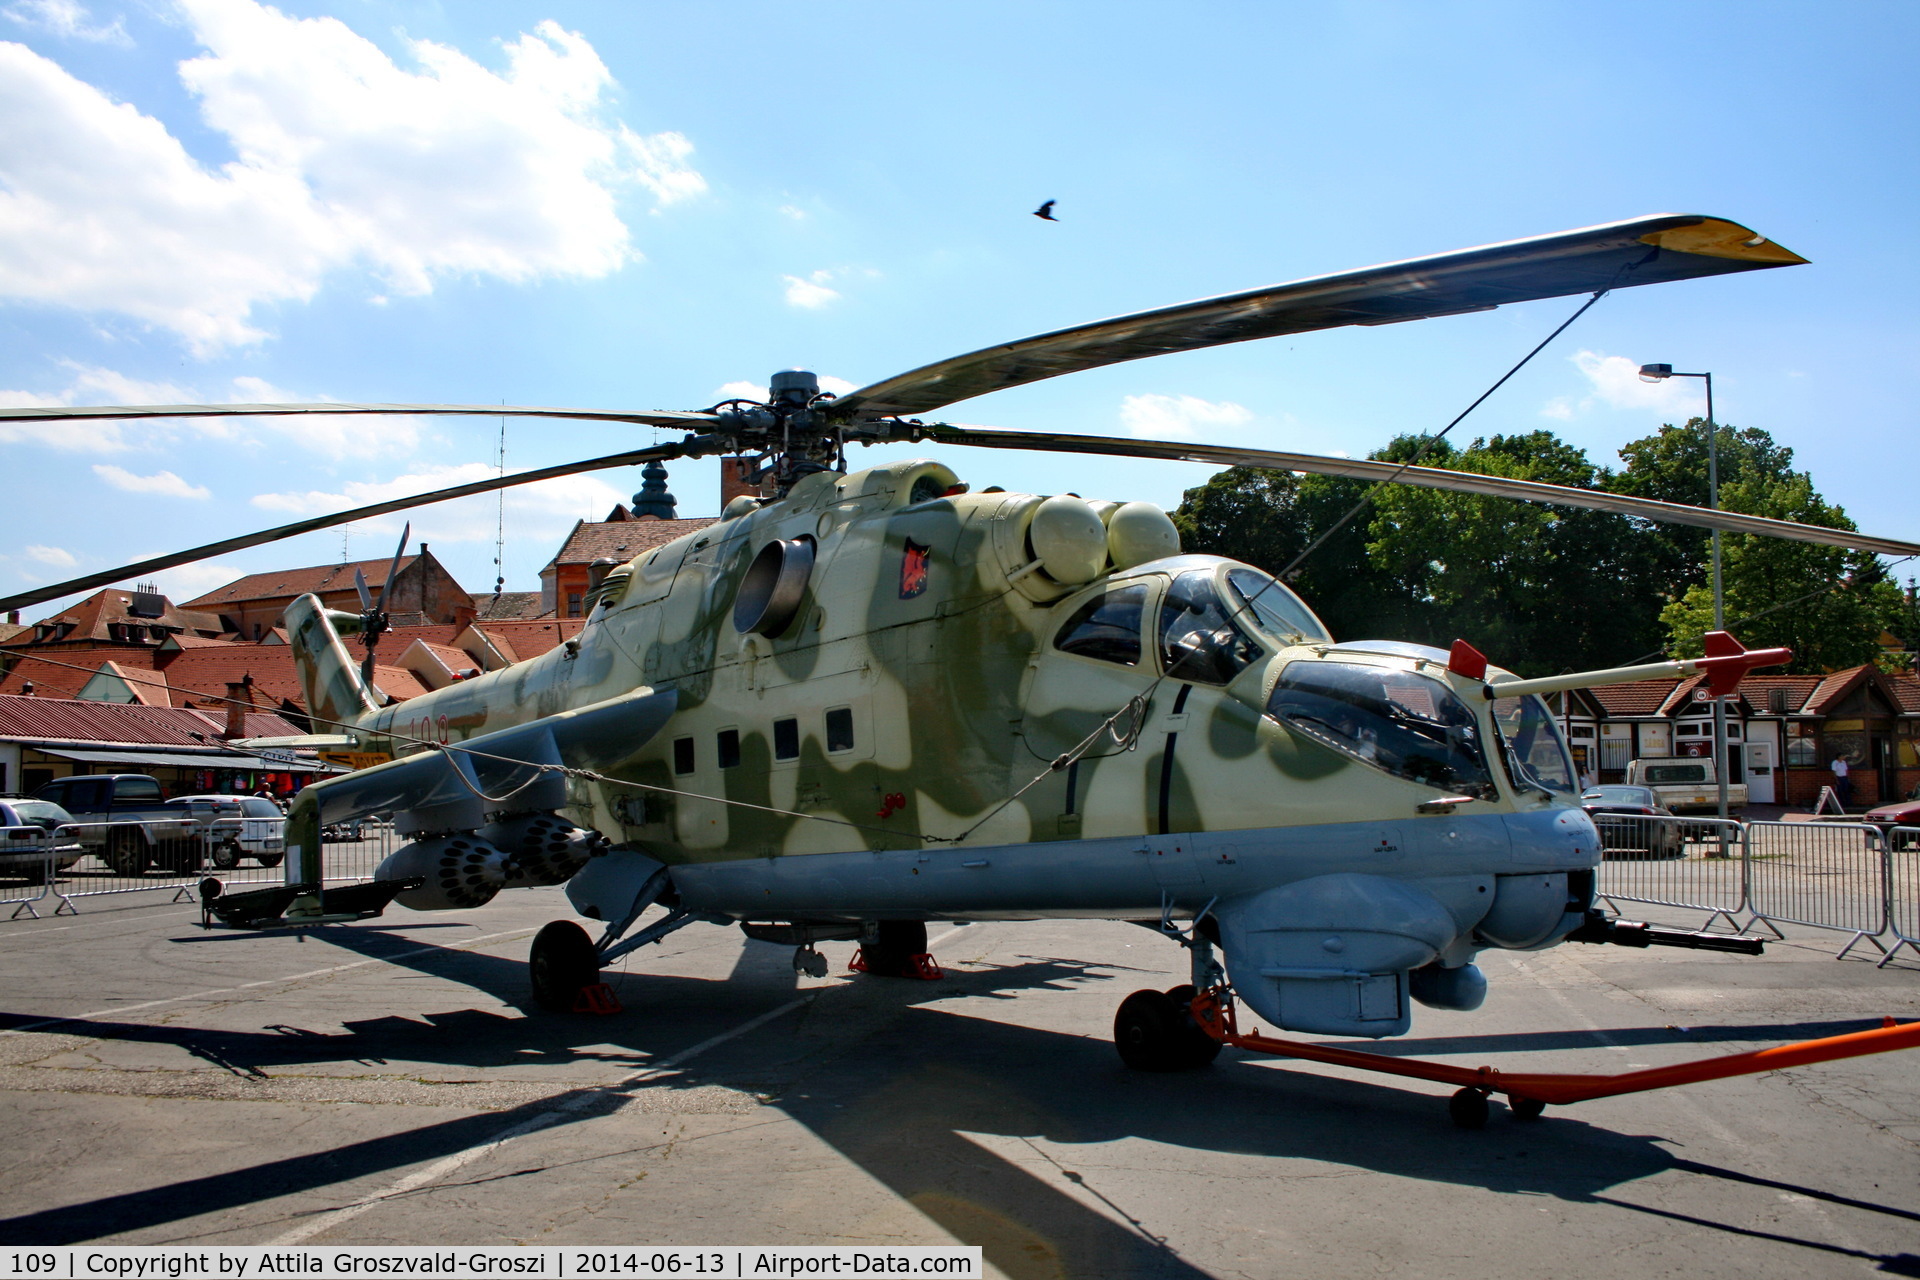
900,539,931,598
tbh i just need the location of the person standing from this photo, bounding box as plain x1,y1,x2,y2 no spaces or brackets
1830,755,1852,810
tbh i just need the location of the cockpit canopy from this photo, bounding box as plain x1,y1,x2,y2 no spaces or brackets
1050,558,1330,682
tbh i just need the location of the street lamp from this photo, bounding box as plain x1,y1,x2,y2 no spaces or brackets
1639,363,1731,823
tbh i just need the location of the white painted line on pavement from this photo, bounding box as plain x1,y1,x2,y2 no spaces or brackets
1,928,536,1037
271,924,975,1244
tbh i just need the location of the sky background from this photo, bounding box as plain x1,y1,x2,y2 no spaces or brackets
2,0,1915,624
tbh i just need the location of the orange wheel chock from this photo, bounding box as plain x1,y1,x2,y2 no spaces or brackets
1187,990,1920,1109
572,982,623,1015
848,949,943,980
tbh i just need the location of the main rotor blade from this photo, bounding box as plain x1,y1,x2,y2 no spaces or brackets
833,215,1806,420
918,424,1920,559
0,441,698,615
0,402,718,428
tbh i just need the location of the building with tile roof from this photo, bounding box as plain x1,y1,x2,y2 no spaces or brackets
1554,664,1918,808
540,514,712,619
181,545,476,639
0,693,321,798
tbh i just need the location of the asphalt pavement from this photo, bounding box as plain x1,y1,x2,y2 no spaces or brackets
0,888,1916,1279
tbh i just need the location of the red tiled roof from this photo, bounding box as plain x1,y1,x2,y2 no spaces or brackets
372,666,431,701
1585,679,1678,717
0,695,300,746
1890,673,1920,713
100,660,171,707
471,618,586,662
4,587,223,644
475,592,547,621
1805,667,1871,715
543,517,710,571
182,556,419,608
0,646,162,700
159,647,309,713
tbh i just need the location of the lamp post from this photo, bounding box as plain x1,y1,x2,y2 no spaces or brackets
1639,363,1730,824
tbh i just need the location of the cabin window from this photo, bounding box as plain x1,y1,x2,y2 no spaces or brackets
672,736,695,776
826,707,855,753
1159,570,1262,684
1054,584,1148,666
773,717,800,761
1267,661,1494,797
1224,567,1329,643
717,728,741,769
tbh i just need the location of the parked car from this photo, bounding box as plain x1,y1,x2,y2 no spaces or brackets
1580,785,1685,859
33,774,198,874
164,794,287,869
1862,783,1920,851
1622,757,1747,813
0,797,83,882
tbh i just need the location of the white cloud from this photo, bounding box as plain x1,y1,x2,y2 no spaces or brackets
3,0,127,43
0,363,197,450
782,270,840,309
0,1,705,353
24,544,76,567
1118,393,1252,439
0,365,418,458
92,464,211,498
1543,350,1705,420
712,374,857,404
250,463,625,545
777,204,806,220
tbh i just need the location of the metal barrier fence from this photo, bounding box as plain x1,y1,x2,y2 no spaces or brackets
0,823,81,919
1888,826,1920,967
1744,821,1890,959
1594,815,1747,932
0,816,394,912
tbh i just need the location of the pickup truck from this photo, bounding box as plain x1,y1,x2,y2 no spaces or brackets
33,774,199,874
1623,757,1747,814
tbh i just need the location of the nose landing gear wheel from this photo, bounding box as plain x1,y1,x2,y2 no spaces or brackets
1449,1088,1491,1130
530,920,601,1012
1114,988,1223,1072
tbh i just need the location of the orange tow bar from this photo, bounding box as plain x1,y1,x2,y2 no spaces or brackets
1187,990,1920,1127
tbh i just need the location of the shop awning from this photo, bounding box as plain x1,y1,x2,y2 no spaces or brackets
32,747,338,773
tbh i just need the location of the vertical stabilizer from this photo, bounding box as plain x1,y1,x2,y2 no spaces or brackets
285,593,383,729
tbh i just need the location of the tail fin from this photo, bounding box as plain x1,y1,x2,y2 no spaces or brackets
285,593,383,729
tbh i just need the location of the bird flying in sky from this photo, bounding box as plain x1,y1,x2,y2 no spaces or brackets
1033,200,1057,221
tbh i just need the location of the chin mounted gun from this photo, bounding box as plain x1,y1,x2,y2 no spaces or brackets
1567,909,1764,956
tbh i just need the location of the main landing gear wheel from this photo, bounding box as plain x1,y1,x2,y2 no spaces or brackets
1114,987,1222,1072
1509,1095,1547,1122
856,920,931,978
530,920,601,1013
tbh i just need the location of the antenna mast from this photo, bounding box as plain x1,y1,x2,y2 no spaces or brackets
492,411,507,597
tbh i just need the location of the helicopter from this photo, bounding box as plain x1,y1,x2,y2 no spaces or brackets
7,213,1919,1118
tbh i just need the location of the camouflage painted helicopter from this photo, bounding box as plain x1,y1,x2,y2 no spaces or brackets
9,215,1919,1102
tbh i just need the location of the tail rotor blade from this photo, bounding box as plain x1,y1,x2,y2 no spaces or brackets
375,522,410,612
353,569,373,613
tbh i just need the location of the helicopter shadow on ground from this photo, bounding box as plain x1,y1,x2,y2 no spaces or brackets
4,930,1910,1275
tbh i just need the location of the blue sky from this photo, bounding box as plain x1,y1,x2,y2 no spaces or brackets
2,0,1915,620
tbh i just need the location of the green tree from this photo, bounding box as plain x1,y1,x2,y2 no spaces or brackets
1608,419,1802,606
1657,471,1905,672
1361,431,1663,676
1173,431,1666,676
